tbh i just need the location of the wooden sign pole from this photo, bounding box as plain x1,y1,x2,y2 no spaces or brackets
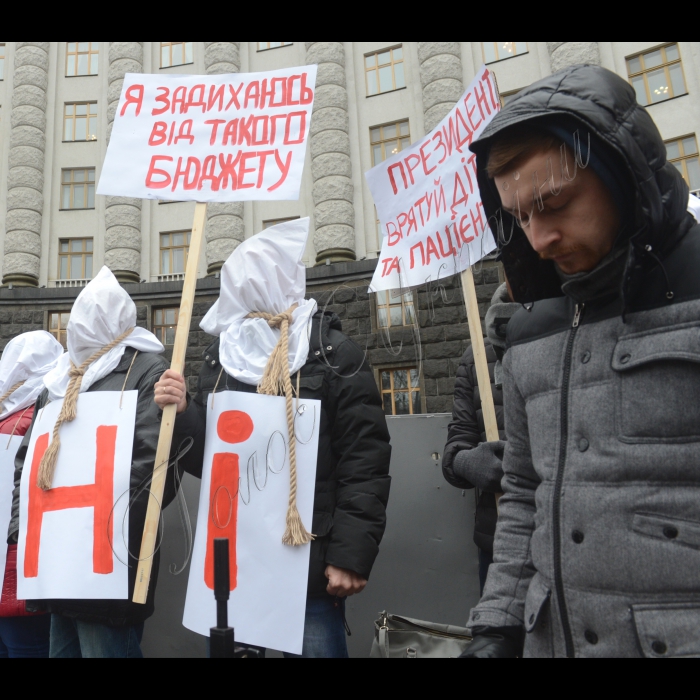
460,267,502,505
133,201,207,604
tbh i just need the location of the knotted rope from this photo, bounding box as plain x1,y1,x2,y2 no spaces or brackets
0,380,26,410
247,304,314,546
37,327,135,491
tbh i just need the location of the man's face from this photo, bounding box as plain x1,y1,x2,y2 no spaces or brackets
494,146,620,274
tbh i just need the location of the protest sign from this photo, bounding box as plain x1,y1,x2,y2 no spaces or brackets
97,66,317,202
366,67,499,293
17,392,136,600
0,435,23,584
183,390,320,655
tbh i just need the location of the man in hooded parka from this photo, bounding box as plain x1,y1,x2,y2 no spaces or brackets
458,65,700,658
156,219,391,658
9,268,183,658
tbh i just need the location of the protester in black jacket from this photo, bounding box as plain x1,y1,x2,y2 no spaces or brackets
443,283,517,593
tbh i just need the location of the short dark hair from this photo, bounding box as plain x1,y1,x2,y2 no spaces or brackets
486,127,560,179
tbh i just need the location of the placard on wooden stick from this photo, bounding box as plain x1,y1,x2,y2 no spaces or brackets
132,201,207,604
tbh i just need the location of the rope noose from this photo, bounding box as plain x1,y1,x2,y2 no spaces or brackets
37,327,135,491
247,304,314,546
0,380,26,410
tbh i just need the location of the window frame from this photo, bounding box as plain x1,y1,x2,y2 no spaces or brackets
257,42,293,52
65,42,99,77
58,238,93,280
262,216,300,229
665,134,700,192
48,310,71,348
152,307,180,346
159,230,192,275
626,43,687,106
160,42,194,69
63,101,98,142
375,289,416,329
482,42,528,64
378,366,423,416
364,45,406,97
0,43,5,81
370,119,411,167
60,168,96,210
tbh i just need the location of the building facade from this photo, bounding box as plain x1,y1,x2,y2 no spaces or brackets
1,41,699,413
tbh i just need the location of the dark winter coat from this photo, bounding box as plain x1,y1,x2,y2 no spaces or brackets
442,343,505,552
466,65,700,658
175,311,392,597
9,349,183,627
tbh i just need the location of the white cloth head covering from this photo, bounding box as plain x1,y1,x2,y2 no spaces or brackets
200,217,317,386
688,193,700,222
43,266,164,400
0,331,64,419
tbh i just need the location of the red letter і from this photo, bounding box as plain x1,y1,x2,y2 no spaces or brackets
388,162,408,195
268,150,293,192
25,426,117,578
120,84,144,117
152,87,170,116
145,156,173,189
300,72,314,104
148,122,167,146
204,410,254,591
174,120,195,145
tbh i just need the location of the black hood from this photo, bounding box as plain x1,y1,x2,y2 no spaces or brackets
470,64,692,306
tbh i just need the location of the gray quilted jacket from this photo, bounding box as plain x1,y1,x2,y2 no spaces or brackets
466,65,700,658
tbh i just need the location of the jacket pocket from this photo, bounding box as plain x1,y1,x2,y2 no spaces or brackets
612,322,700,443
524,574,551,633
632,603,700,657
633,513,700,550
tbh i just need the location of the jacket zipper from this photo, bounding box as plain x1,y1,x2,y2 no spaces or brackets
553,302,584,658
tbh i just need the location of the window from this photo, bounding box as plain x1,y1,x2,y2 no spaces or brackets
61,168,95,209
482,42,527,64
49,312,71,348
666,135,700,194
160,231,191,275
0,44,5,81
153,308,179,346
376,290,415,328
263,216,299,229
500,90,519,107
370,120,411,166
161,42,193,68
380,368,421,415
58,238,93,280
64,102,97,142
258,42,292,51
66,42,99,76
627,43,687,106
365,46,405,96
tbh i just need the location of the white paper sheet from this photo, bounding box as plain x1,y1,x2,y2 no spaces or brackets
97,66,317,202
183,391,320,655
0,435,23,585
366,66,499,292
17,392,136,600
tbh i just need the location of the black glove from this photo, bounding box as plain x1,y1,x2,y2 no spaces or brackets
453,441,505,493
459,626,523,658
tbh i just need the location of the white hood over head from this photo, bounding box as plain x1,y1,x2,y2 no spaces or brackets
43,266,164,400
200,217,317,385
0,331,64,419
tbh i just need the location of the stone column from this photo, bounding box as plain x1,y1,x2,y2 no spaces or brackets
418,42,464,133
204,42,244,275
306,42,355,264
105,42,143,284
3,42,49,287
547,42,601,72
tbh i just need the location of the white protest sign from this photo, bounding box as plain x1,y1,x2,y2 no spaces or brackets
97,65,317,202
0,435,23,585
17,392,136,600
367,67,500,292
183,390,319,655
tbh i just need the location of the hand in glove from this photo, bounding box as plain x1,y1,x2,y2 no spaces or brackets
453,440,505,493
459,627,523,658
